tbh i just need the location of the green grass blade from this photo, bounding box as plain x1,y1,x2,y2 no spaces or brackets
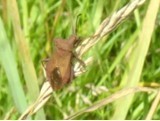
0,17,28,114
8,0,39,102
111,0,160,119
7,0,45,119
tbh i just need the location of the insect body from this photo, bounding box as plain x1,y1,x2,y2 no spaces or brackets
44,35,78,90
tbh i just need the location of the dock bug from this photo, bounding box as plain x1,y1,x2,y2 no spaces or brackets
43,35,80,90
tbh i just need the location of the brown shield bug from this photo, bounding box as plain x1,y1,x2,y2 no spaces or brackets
43,35,79,90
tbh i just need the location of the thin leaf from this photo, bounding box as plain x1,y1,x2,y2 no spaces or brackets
0,17,28,114
111,0,160,119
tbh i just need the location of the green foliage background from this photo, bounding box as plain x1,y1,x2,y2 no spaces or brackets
0,0,160,120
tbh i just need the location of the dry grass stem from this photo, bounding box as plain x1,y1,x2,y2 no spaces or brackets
18,82,52,120
4,107,16,120
76,0,146,57
146,89,160,120
66,86,156,120
74,0,146,72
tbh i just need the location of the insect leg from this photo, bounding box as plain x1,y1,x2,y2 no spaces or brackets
69,66,75,83
41,58,50,68
72,50,86,68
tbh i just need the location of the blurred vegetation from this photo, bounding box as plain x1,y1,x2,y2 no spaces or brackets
0,0,160,120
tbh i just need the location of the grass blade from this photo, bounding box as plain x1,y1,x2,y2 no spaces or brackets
0,17,28,114
66,87,155,120
111,0,160,119
7,0,45,119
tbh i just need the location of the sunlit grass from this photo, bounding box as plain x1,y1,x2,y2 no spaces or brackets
0,0,160,120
